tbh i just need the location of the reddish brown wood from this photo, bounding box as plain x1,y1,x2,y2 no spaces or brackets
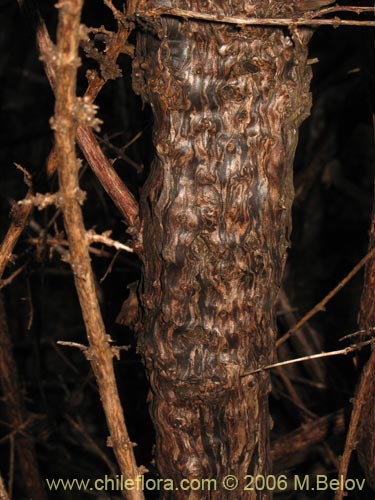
133,1,313,497
271,409,345,469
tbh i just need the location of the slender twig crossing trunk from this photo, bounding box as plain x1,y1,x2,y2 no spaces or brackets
133,2,312,497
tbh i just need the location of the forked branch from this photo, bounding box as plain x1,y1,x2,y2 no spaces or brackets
17,0,140,231
52,0,144,497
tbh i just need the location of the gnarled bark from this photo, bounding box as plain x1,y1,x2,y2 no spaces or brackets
133,2,312,497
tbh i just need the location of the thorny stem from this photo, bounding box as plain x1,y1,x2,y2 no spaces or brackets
52,0,144,498
17,0,140,230
135,6,375,28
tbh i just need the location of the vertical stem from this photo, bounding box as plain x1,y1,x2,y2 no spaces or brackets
335,182,375,498
53,1,143,498
133,2,312,497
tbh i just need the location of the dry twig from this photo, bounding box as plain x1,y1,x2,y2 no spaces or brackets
0,183,46,499
17,0,140,230
134,5,375,28
277,247,375,347
335,176,375,496
51,1,143,498
244,338,375,375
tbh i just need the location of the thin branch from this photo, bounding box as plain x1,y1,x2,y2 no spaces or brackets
8,438,14,500
57,341,88,352
243,338,375,376
277,247,375,347
65,415,118,477
0,177,47,498
308,6,375,19
0,263,28,290
17,192,62,210
87,229,134,253
83,17,134,102
17,0,140,231
96,133,143,173
0,196,32,278
135,6,375,28
334,351,375,500
52,1,144,498
335,170,375,497
0,295,47,499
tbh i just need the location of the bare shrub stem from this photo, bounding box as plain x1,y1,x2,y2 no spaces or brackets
52,1,144,498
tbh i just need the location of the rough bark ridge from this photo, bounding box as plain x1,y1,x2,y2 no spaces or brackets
133,2,312,497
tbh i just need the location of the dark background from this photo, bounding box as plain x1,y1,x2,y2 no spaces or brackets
0,0,374,498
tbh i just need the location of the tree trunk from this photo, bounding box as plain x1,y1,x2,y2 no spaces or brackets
132,2,312,497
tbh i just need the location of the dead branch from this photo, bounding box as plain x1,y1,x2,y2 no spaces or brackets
334,351,375,500
0,197,32,278
0,177,46,499
16,0,140,231
277,246,375,347
272,408,345,468
52,1,144,498
0,299,47,500
335,177,375,496
134,6,375,28
244,338,375,375
86,229,134,253
0,263,28,290
17,191,62,210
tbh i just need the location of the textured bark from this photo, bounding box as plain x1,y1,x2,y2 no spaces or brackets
133,2,312,497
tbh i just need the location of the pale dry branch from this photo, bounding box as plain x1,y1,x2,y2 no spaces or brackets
17,192,62,210
17,0,140,230
86,229,134,253
52,1,144,498
0,198,32,278
57,341,88,352
308,6,375,19
135,6,375,28
243,338,375,376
